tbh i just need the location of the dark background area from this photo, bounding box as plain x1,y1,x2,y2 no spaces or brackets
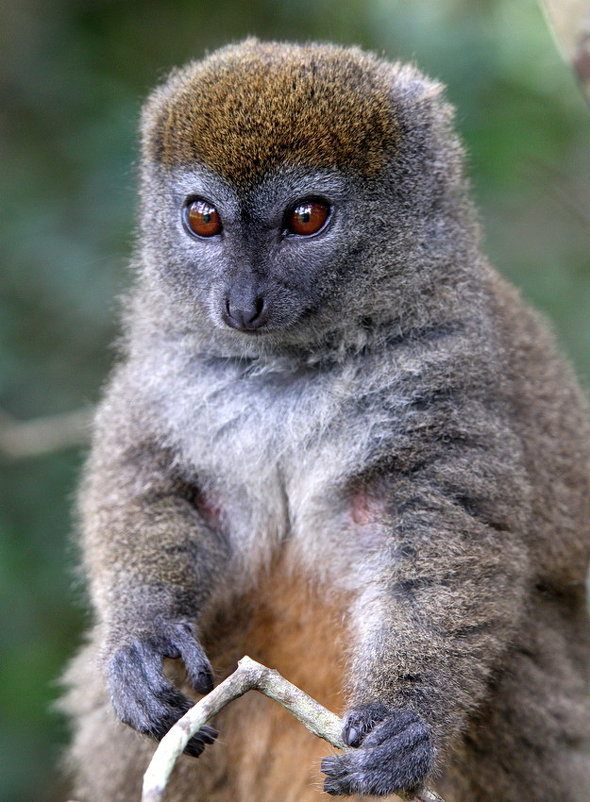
1,1,589,800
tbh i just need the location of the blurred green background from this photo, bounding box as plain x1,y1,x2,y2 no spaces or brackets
1,1,589,800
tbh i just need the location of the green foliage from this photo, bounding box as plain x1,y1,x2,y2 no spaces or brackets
0,1,588,799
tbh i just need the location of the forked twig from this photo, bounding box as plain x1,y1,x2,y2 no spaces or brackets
142,655,444,802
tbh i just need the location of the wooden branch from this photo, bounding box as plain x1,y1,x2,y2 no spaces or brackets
542,0,590,103
0,407,92,459
142,656,445,802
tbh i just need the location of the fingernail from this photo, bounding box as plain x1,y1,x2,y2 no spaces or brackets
346,726,359,745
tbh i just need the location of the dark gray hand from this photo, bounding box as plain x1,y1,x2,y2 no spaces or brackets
105,620,216,757
322,703,434,796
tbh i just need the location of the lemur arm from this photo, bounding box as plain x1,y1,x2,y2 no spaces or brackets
323,336,531,796
80,381,229,756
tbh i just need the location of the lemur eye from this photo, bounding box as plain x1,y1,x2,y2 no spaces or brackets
285,199,330,237
183,198,223,238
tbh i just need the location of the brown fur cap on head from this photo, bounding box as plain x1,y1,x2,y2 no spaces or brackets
141,38,399,186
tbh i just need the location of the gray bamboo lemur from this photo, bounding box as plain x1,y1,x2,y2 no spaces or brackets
62,40,590,801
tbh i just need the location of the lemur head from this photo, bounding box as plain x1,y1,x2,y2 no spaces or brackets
137,39,475,353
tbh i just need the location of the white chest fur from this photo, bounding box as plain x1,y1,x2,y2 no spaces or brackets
136,346,409,581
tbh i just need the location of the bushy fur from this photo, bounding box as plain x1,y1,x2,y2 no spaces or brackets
61,40,590,801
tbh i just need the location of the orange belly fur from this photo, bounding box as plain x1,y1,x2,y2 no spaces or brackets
186,554,402,802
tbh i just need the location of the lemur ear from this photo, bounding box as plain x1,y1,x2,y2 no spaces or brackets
385,63,463,193
388,62,453,130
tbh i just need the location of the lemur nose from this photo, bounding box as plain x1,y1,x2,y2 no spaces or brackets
224,292,267,331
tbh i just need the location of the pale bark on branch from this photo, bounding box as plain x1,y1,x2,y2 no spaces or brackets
142,656,445,802
0,407,92,459
542,0,590,103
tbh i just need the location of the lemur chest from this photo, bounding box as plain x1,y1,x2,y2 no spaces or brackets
183,380,348,544
163,360,398,568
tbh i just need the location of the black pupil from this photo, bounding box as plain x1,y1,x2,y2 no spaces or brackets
299,207,311,222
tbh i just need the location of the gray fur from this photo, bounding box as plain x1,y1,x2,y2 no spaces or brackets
61,40,590,801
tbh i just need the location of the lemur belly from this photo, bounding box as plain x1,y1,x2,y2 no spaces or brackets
190,556,398,802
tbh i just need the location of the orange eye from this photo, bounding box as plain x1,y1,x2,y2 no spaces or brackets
285,200,330,237
184,199,222,238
